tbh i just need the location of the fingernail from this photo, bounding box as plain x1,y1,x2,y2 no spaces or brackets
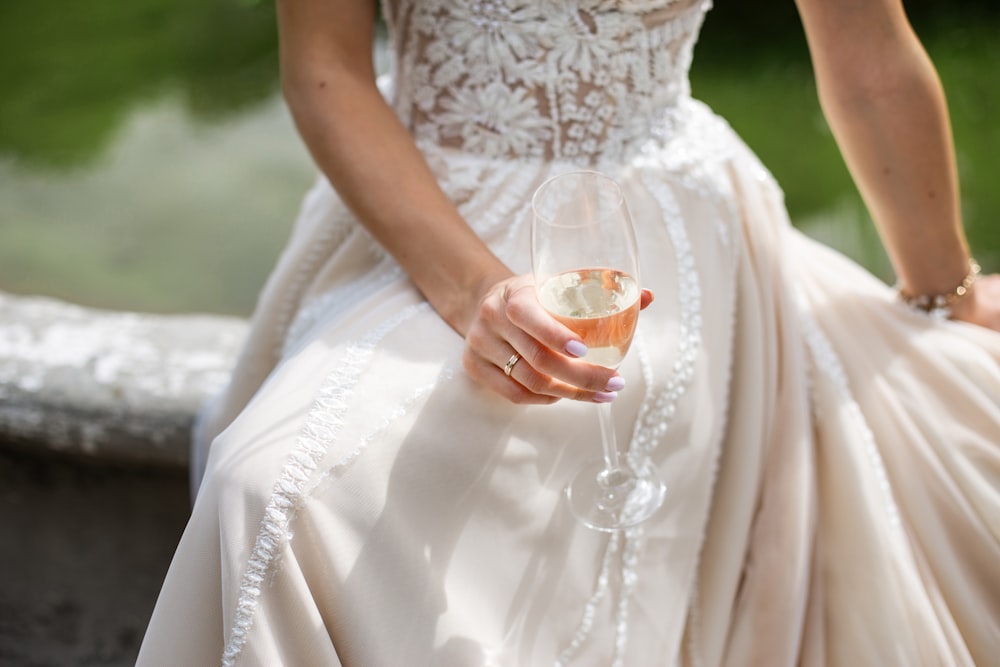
593,391,618,403
565,340,588,357
605,376,626,392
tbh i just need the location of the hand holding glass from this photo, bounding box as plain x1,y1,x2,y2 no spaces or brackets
531,170,666,531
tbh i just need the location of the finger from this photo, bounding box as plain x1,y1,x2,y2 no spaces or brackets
500,284,624,390
504,327,625,396
478,280,610,388
461,348,559,405
640,288,654,311
506,355,621,403
468,326,621,401
462,349,618,404
499,281,587,357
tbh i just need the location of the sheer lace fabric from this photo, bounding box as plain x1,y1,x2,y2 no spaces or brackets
385,0,711,163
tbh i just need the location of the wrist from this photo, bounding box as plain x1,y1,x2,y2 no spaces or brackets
434,258,513,336
896,257,981,319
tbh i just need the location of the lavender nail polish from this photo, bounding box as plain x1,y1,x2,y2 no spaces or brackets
593,391,618,403
565,340,588,358
605,376,626,392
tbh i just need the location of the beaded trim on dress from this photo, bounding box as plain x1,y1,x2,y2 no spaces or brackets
554,172,708,665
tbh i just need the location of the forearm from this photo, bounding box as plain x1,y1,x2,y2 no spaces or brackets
278,2,510,335
799,1,971,296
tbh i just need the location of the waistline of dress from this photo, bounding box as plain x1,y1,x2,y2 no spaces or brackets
409,96,737,171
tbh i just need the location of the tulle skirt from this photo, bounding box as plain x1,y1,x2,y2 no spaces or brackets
138,99,1000,666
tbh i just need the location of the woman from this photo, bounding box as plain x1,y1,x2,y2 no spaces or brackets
138,0,1000,665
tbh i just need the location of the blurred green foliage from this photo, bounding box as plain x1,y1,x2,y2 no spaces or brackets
0,0,278,169
3,0,995,171
692,2,1000,274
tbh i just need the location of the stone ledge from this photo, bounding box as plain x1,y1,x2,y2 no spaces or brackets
0,291,246,468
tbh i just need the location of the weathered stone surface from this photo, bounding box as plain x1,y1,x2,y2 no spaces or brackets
0,291,246,468
0,447,190,667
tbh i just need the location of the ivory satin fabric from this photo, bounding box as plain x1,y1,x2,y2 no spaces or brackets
137,1,1000,665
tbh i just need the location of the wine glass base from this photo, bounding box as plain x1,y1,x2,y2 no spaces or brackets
564,460,667,532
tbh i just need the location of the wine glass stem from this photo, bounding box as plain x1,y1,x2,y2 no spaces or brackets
597,402,625,478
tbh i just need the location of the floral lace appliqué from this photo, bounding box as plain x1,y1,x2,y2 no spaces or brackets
385,0,712,164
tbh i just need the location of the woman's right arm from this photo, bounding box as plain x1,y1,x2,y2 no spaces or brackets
276,0,626,402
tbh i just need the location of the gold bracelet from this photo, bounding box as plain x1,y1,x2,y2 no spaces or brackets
897,258,981,319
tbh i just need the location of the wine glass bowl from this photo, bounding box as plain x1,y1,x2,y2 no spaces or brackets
531,170,666,531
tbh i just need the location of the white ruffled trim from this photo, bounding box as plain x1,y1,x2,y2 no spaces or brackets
221,303,430,667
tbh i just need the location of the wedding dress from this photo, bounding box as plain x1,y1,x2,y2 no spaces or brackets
136,0,1000,665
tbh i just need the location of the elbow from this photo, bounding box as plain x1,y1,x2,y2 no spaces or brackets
279,61,322,116
815,38,940,122
279,57,379,118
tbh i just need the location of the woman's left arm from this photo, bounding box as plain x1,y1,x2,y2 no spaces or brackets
793,0,1000,331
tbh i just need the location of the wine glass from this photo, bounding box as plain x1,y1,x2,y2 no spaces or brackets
531,170,666,531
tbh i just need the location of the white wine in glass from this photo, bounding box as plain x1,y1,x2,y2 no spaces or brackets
537,268,641,368
531,170,666,531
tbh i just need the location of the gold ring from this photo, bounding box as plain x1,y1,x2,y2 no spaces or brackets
503,353,521,377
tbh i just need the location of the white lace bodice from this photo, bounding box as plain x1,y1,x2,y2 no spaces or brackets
382,0,713,164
